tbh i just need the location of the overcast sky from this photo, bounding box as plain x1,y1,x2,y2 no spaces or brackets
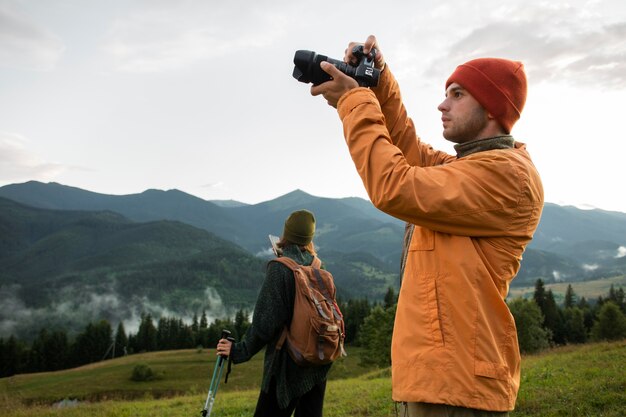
1,0,625,213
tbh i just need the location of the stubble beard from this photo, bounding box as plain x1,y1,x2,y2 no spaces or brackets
443,106,489,144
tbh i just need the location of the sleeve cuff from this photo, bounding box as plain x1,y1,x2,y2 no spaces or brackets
337,88,380,120
230,342,248,364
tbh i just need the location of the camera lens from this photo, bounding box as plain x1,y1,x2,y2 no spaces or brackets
293,50,339,85
292,49,378,87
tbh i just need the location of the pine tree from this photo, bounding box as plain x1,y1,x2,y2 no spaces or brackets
156,317,170,350
0,338,5,377
200,310,208,329
617,287,626,313
114,322,128,357
343,298,372,345
508,298,550,354
564,284,576,308
44,330,69,371
207,318,233,347
543,290,565,344
577,296,595,332
234,309,250,340
358,304,396,367
563,307,587,344
178,323,195,348
0,336,27,377
383,286,397,309
127,333,138,354
71,320,113,366
591,301,626,341
28,329,47,372
533,279,547,311
607,285,625,313
192,313,199,333
0,338,4,376
136,314,157,352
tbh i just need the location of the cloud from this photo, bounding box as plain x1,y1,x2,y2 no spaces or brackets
255,246,276,258
616,246,626,258
0,285,31,336
202,182,225,190
582,263,599,271
0,5,64,70
0,132,67,182
120,286,229,333
0,281,233,339
0,284,126,338
202,287,227,320
101,4,290,73
425,3,626,89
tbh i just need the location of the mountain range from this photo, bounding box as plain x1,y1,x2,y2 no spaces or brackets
1,181,625,339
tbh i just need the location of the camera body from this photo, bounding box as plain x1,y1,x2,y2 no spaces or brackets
292,45,380,88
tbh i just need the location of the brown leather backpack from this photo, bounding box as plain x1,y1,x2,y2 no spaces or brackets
271,255,346,366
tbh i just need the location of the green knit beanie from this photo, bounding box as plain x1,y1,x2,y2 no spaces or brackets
283,209,316,245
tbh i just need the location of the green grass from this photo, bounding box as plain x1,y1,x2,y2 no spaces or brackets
1,342,624,417
0,346,371,405
513,341,626,417
508,275,626,302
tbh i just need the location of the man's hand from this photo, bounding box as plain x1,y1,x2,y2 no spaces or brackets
345,34,385,70
310,62,359,108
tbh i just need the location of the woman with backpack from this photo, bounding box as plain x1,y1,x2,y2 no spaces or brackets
216,209,337,417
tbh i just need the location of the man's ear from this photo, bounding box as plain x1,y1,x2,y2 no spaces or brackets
486,115,507,135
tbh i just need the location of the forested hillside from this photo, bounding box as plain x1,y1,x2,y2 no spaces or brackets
1,181,626,340
0,197,265,340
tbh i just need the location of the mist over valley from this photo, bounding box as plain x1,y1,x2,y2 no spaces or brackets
1,181,625,340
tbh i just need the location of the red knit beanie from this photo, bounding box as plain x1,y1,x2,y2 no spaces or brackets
445,58,527,133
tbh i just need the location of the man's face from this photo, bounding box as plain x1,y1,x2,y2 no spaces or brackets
438,83,489,143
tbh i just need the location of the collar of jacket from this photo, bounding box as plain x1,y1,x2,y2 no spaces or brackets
454,135,515,158
280,244,314,265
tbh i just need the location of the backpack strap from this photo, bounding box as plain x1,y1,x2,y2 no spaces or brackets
274,256,331,319
270,255,341,348
312,268,331,299
270,256,304,354
310,255,322,269
271,254,322,270
275,327,288,351
310,263,343,322
270,255,299,270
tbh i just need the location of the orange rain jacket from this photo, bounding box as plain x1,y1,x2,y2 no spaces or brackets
336,68,544,411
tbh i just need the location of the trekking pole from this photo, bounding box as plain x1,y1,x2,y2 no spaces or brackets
201,329,235,417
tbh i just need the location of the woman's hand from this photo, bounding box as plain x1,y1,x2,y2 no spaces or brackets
216,338,233,357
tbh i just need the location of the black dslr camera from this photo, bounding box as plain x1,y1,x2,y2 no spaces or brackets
292,45,380,87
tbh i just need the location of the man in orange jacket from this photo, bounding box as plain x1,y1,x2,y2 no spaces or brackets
309,35,543,416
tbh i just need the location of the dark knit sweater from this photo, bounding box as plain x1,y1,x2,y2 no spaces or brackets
230,245,332,409
454,135,515,158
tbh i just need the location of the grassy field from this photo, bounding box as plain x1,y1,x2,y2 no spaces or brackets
1,341,624,417
0,346,371,404
508,275,626,302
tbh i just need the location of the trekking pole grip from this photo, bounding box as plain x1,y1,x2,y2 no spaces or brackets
219,329,236,357
219,329,236,384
